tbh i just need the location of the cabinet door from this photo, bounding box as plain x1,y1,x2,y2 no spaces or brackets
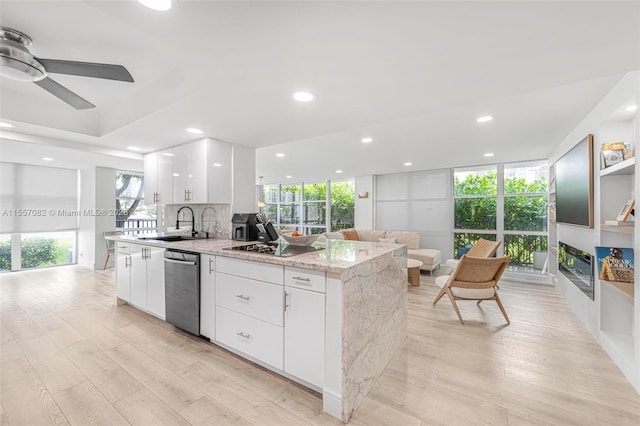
189,140,208,203
116,243,131,301
200,254,216,339
143,153,158,205
172,144,190,203
207,139,233,204
129,246,147,309
284,286,325,387
156,150,173,204
146,246,166,319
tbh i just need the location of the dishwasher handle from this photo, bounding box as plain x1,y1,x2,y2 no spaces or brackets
164,258,197,266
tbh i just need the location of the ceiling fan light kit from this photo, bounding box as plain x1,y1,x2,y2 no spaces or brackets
0,27,134,110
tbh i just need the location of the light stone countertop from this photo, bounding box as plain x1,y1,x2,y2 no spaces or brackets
108,235,407,274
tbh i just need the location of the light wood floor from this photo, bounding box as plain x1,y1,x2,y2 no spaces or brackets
2,265,640,425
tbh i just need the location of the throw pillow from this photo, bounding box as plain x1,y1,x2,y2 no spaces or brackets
342,229,360,241
379,237,397,243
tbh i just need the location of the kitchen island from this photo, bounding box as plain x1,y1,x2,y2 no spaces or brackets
108,235,408,422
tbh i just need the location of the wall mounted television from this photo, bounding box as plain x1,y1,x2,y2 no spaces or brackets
555,134,594,228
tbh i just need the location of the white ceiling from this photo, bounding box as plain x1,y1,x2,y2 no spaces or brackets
0,1,638,184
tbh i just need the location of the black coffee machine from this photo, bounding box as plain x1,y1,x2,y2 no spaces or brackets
231,213,260,241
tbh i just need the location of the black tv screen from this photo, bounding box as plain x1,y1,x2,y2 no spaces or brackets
555,134,594,228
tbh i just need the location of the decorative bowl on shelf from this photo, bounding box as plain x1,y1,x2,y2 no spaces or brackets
279,233,320,246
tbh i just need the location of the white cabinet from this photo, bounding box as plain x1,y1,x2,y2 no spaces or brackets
214,258,284,369
123,244,166,320
144,150,173,204
284,267,326,388
207,139,233,204
146,246,166,319
116,242,131,301
216,306,284,369
172,140,208,203
145,138,233,205
200,254,216,339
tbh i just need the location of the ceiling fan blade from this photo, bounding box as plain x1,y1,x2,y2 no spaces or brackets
34,77,95,110
36,58,134,82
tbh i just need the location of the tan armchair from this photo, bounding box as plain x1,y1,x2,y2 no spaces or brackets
445,238,502,268
433,254,511,324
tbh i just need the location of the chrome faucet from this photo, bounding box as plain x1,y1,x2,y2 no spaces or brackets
176,206,197,237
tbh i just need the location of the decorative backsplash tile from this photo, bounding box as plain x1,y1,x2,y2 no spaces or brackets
162,204,232,239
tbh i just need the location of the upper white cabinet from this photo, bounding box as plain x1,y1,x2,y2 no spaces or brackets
207,139,233,204
172,140,208,203
144,150,173,205
145,138,233,205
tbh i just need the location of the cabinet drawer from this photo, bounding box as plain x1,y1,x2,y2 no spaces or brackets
116,242,131,254
285,267,326,293
216,257,283,284
216,273,284,326
216,307,283,370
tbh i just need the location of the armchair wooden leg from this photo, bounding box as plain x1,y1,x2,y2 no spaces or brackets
433,286,448,305
447,290,465,324
103,253,110,271
494,293,510,325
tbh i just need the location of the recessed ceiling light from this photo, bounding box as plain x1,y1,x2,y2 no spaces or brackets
136,0,172,12
286,175,292,179
0,122,14,128
626,105,638,112
361,137,373,143
276,153,285,158
172,173,180,177
186,127,204,135
162,152,174,157
292,91,316,102
404,162,412,166
477,115,493,123
213,163,222,167
127,146,142,151
336,170,343,174
42,157,53,161
484,153,495,157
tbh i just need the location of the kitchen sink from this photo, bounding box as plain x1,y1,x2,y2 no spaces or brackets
138,235,197,241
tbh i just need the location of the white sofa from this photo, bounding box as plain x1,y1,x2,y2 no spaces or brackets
321,228,441,274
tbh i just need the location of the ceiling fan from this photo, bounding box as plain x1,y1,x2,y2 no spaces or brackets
0,27,134,110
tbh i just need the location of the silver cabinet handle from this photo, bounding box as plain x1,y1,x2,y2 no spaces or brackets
208,257,214,274
284,291,289,312
236,294,251,301
125,255,131,268
236,332,251,339
292,276,311,282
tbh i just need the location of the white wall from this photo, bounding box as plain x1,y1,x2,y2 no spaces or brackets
354,175,374,228
78,166,116,270
233,144,256,214
78,167,96,268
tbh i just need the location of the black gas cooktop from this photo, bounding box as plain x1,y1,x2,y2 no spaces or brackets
223,242,323,257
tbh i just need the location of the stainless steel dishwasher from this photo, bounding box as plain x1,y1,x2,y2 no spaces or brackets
164,250,200,335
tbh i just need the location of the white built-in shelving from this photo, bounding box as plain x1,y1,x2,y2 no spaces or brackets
596,94,638,390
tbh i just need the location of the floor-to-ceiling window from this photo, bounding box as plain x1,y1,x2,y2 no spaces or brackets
453,166,498,257
0,162,78,272
116,170,157,234
259,179,354,234
453,161,548,274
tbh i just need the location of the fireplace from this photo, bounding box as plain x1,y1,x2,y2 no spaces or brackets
558,242,594,300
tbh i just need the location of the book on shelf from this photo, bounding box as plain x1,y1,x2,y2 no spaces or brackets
604,220,635,226
595,246,634,284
